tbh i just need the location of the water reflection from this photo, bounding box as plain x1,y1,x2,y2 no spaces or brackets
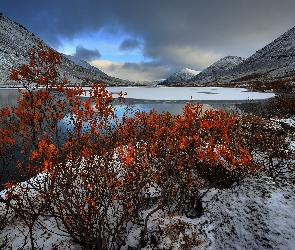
0,88,22,109
113,102,214,116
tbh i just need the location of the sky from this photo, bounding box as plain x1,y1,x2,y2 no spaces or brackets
1,0,295,81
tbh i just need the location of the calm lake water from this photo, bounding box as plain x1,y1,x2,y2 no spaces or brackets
0,87,274,113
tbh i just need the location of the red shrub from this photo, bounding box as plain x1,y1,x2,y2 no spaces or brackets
1,43,289,249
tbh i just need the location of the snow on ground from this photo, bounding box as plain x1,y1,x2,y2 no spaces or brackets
1,173,294,249
0,213,81,249
203,176,295,250
0,174,82,249
277,118,295,128
81,87,275,101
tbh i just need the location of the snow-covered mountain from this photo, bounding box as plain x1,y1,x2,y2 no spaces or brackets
226,25,295,85
189,56,244,84
161,68,201,85
0,13,133,87
189,26,295,86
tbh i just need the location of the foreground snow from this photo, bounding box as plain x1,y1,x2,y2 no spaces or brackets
1,174,294,249
204,176,295,250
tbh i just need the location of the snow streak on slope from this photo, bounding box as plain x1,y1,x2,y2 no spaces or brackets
162,68,201,84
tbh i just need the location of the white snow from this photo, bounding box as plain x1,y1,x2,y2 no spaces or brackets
201,175,295,250
79,86,275,101
0,215,80,249
163,68,201,84
180,68,201,75
1,174,294,249
99,87,275,101
277,118,295,128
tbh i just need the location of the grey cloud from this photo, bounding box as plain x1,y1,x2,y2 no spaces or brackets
124,61,172,78
119,38,141,51
74,45,101,61
122,62,141,71
122,61,169,73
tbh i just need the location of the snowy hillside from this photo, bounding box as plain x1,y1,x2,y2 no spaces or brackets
227,25,295,84
161,68,201,85
189,26,295,86
0,13,132,87
189,56,245,84
0,13,38,85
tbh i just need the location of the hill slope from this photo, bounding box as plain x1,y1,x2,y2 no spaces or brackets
227,25,295,85
189,26,295,87
189,56,244,84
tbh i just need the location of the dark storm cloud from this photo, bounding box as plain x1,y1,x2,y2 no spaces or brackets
119,39,141,51
73,45,101,61
2,0,295,72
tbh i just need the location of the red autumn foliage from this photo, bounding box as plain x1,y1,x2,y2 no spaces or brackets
0,43,292,249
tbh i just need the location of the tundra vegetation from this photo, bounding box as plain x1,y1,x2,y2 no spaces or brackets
0,43,294,249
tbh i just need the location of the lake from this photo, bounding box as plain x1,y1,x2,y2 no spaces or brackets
0,86,275,131
0,86,274,113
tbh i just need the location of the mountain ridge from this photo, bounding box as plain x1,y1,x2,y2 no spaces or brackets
188,26,295,88
1,12,295,89
189,56,245,84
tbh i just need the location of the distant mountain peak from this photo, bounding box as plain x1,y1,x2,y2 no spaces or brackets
161,68,201,85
